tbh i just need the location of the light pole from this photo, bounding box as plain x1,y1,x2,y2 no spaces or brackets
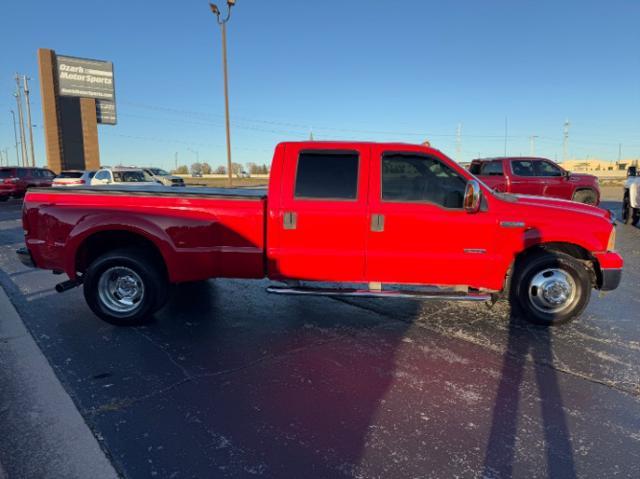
210,0,236,187
23,76,36,167
14,75,28,167
10,110,19,164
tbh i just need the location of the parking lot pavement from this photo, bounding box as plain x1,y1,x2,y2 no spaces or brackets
0,194,639,478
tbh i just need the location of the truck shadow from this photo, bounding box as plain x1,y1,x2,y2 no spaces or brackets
482,311,576,479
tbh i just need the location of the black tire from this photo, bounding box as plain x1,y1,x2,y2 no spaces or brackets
572,189,598,205
622,192,632,224
83,248,168,326
621,192,639,225
510,251,592,326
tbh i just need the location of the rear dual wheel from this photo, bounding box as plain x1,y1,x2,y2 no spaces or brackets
510,251,592,326
83,248,168,326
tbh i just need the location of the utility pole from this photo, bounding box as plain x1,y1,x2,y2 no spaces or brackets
562,119,570,162
23,76,36,167
618,143,622,163
529,135,538,156
10,110,19,164
210,0,236,187
174,152,178,171
455,123,462,162
14,74,28,167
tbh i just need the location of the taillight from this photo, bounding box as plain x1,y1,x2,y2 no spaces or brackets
5,177,19,183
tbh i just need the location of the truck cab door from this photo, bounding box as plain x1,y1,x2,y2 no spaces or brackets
268,143,370,282
365,146,499,289
535,160,568,198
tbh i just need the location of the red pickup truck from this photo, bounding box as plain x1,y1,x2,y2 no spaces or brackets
469,157,600,205
18,142,622,326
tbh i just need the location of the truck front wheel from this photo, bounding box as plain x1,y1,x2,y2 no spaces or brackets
572,189,598,205
622,192,638,226
83,248,168,326
510,251,592,326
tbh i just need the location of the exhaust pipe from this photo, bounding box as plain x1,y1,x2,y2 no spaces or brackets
55,277,83,293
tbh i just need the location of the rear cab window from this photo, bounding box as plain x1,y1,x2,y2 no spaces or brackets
294,151,359,200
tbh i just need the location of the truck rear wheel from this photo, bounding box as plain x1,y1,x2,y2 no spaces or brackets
510,251,591,326
572,189,598,205
83,248,168,326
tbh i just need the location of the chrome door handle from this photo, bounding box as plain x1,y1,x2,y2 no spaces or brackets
283,211,297,230
371,214,385,232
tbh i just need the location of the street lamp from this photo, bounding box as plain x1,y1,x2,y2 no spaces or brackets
210,0,236,187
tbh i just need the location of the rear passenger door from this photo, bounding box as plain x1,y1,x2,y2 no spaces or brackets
270,144,370,282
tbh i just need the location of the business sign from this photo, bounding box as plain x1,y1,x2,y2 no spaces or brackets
96,100,117,125
56,55,117,124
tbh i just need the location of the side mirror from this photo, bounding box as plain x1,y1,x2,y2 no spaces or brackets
628,166,637,177
464,179,482,213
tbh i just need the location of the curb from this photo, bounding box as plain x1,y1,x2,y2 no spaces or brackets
0,285,120,479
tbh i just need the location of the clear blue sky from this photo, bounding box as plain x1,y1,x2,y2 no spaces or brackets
1,0,639,171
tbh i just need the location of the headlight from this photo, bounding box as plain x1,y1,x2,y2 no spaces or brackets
607,227,616,251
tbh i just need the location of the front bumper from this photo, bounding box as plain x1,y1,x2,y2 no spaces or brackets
599,268,622,291
16,247,35,268
593,251,624,291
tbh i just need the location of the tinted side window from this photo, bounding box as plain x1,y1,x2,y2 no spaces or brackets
382,154,466,208
294,152,359,200
95,171,109,180
536,161,562,177
511,160,535,177
17,168,28,178
481,160,503,176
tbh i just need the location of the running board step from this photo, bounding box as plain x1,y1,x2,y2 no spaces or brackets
266,286,491,301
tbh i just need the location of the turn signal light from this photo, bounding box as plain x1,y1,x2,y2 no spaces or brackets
607,228,616,251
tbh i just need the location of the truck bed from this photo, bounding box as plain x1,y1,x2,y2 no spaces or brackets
23,186,268,283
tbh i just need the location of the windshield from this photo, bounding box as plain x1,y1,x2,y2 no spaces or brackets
58,171,83,178
113,171,146,182
150,168,169,176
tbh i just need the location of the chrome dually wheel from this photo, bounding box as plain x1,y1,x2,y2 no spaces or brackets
527,268,577,314
97,266,145,314
83,248,168,326
511,251,592,326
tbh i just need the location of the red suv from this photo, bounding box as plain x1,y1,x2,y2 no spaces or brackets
0,167,56,201
469,157,600,205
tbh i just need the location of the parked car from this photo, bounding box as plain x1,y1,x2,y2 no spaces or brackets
622,166,640,225
237,170,250,178
0,166,56,201
52,170,97,187
469,157,600,205
90,167,157,186
142,168,185,187
18,141,621,327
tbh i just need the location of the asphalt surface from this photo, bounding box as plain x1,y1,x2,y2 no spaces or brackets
0,191,639,478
